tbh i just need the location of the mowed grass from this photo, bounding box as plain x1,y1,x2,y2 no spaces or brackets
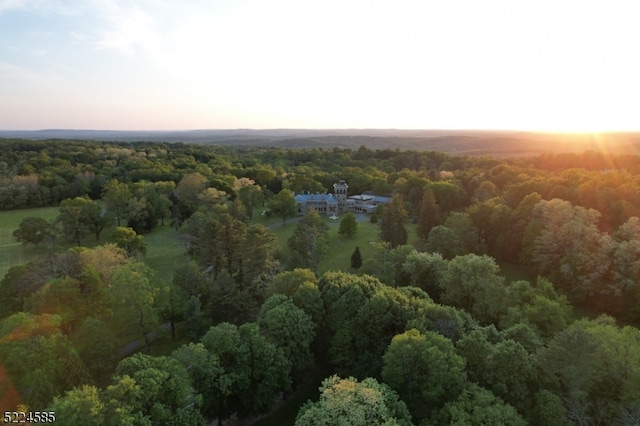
0,207,58,281
318,217,381,275
0,205,185,283
143,225,187,280
262,212,421,276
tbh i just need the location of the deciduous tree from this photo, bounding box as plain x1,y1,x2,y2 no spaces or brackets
268,188,297,225
295,375,412,426
382,328,466,422
258,294,316,382
109,262,160,352
57,196,105,245
13,216,52,247
338,211,358,237
112,226,147,257
431,383,526,426
112,353,205,425
102,179,132,227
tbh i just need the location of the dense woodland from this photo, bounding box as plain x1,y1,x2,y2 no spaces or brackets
1,138,640,425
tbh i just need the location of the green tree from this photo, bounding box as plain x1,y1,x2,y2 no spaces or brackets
268,268,318,297
295,375,412,426
239,224,278,288
431,383,527,426
201,322,291,419
379,195,408,248
153,181,176,226
425,212,482,258
73,318,118,383
610,217,640,320
472,180,500,202
57,196,105,245
199,322,247,422
172,343,224,420
13,216,52,247
0,313,91,410
258,294,316,382
269,188,297,225
288,209,330,272
49,385,106,426
102,179,132,227
440,254,506,324
112,226,147,257
402,250,448,301
183,295,208,342
499,278,572,339
338,211,358,237
350,246,363,269
538,317,640,425
109,262,160,352
78,244,129,287
382,328,466,422
456,329,539,415
112,353,205,425
175,172,208,204
26,266,110,333
424,180,467,214
318,272,382,339
416,189,440,241
236,179,263,219
329,285,428,378
526,198,612,303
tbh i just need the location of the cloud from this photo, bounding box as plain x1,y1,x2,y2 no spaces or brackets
90,0,161,55
0,0,79,16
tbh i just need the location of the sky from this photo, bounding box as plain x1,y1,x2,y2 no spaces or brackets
1,0,639,132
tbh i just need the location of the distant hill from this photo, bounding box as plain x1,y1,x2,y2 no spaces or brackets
2,129,640,157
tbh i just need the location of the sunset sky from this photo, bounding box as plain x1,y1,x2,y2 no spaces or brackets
1,0,639,132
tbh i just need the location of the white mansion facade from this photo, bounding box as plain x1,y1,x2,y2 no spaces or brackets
294,180,391,215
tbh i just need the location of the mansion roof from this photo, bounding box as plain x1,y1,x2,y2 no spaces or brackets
294,193,338,203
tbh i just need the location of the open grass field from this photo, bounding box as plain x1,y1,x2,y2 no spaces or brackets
318,216,381,275
0,207,58,281
0,205,186,284
143,225,187,281
262,213,422,276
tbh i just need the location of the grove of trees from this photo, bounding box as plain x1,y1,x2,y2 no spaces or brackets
2,138,640,424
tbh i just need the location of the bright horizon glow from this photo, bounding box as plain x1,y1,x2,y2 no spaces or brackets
1,1,639,132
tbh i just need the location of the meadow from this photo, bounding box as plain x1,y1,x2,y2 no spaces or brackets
0,207,58,281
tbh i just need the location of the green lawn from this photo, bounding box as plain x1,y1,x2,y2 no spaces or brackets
143,225,187,280
318,218,381,275
263,213,422,276
0,204,185,283
0,207,59,281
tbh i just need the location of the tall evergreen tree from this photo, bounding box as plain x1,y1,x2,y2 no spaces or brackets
417,189,440,241
379,195,408,248
350,246,363,269
288,209,330,272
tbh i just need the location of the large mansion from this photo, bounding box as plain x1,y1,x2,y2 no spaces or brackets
294,180,391,215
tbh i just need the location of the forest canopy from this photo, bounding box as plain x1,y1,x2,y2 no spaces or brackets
1,137,640,425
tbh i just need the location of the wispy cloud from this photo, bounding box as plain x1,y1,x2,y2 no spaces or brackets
0,0,79,16
0,0,29,14
89,0,162,56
